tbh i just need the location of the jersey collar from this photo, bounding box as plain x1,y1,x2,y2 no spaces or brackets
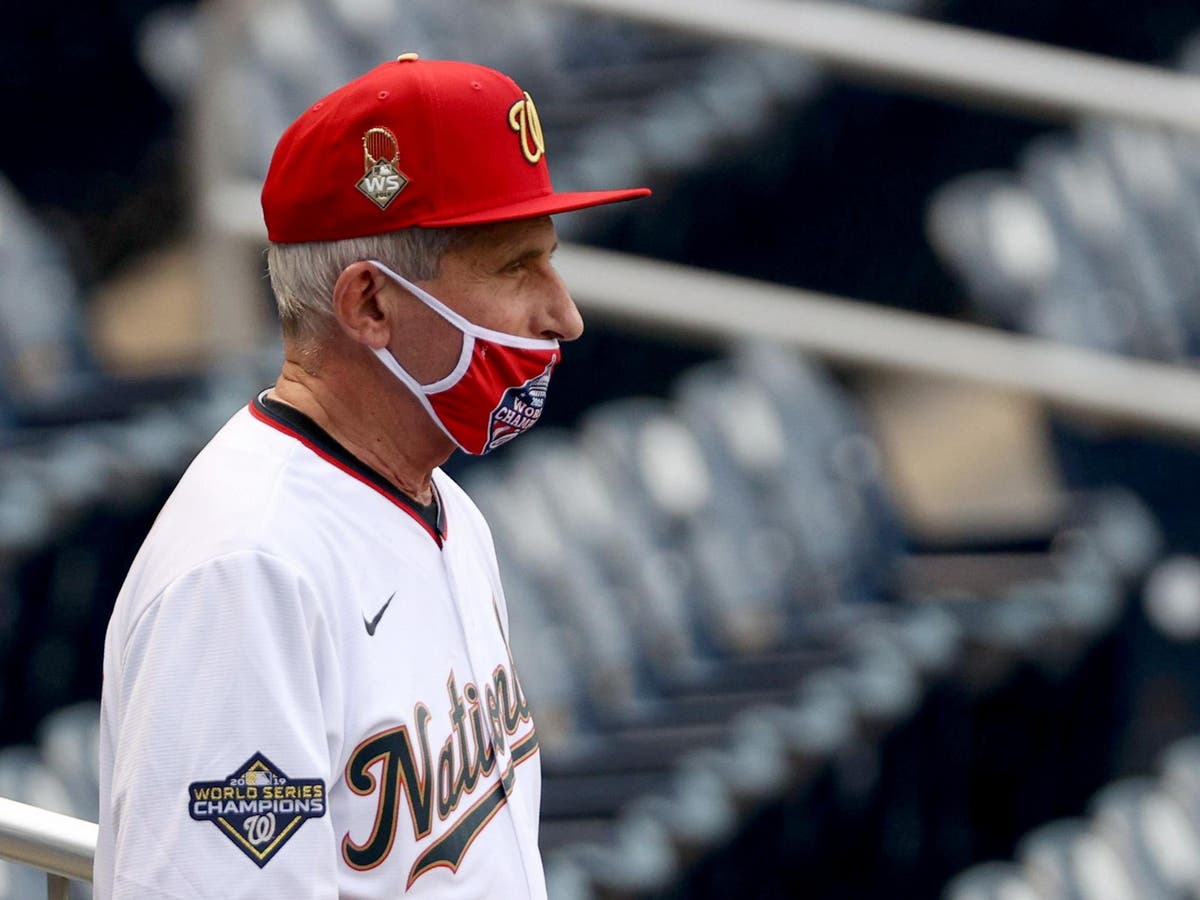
249,392,446,546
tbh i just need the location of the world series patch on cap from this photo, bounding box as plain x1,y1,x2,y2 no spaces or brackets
261,53,651,243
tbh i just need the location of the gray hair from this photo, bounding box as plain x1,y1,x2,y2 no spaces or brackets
266,228,458,341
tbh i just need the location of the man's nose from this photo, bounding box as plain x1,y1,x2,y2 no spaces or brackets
541,267,584,342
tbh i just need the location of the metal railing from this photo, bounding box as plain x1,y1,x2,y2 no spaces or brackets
554,245,1200,442
189,0,1200,447
0,798,96,899
190,185,1200,444
544,0,1200,133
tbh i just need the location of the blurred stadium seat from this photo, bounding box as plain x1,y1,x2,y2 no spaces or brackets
459,342,1162,898
0,175,95,424
945,734,1200,900
2,333,1169,898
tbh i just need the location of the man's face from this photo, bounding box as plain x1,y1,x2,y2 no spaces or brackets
426,216,582,340
386,216,583,383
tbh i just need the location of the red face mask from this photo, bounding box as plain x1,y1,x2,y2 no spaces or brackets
369,261,561,455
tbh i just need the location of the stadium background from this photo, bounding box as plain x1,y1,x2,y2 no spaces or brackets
5,0,1200,896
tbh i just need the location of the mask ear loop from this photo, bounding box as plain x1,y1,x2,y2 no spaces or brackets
370,260,560,352
371,346,465,450
366,260,476,390
365,263,473,449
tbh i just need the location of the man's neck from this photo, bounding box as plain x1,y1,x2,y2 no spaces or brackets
268,344,454,505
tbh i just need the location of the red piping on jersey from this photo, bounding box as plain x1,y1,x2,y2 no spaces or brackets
248,401,445,548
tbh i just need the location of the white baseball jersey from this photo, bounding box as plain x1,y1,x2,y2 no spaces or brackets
96,394,545,899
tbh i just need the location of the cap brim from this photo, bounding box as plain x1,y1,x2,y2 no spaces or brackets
418,187,651,227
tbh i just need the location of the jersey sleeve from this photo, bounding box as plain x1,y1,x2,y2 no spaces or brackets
102,550,341,899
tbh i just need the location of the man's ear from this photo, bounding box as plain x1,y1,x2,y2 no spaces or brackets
332,262,391,349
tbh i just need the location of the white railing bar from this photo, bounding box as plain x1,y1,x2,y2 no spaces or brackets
194,0,271,361
195,186,1200,440
0,798,96,883
542,0,1200,133
553,243,1200,440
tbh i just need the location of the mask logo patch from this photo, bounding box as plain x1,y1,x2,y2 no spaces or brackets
507,91,545,165
188,752,326,867
356,127,409,210
486,361,553,452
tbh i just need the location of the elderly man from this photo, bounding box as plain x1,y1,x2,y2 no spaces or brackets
95,55,648,898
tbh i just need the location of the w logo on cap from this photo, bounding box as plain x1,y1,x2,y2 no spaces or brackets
507,92,545,165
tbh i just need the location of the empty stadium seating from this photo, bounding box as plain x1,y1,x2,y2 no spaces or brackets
8,1,1200,898
945,738,1200,900
0,321,1177,898
921,25,1200,900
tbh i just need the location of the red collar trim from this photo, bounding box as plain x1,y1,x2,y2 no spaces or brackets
248,400,445,548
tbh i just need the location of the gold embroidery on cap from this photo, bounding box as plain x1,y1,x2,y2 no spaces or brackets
507,92,545,165
356,127,409,210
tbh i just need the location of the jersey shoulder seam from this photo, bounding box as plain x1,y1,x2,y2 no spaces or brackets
120,546,315,670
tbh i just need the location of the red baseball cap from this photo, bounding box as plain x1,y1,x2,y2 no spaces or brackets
261,54,651,243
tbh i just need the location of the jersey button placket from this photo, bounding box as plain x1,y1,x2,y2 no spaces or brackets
437,544,533,889
438,548,510,768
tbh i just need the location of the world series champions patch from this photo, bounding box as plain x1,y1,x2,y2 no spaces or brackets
188,753,326,867
486,361,553,452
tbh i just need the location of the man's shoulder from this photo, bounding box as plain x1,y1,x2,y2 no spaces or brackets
124,406,319,586
166,405,296,529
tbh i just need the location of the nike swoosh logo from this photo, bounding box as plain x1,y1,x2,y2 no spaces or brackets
364,593,395,636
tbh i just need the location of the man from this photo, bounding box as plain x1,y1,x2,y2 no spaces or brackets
95,54,649,898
